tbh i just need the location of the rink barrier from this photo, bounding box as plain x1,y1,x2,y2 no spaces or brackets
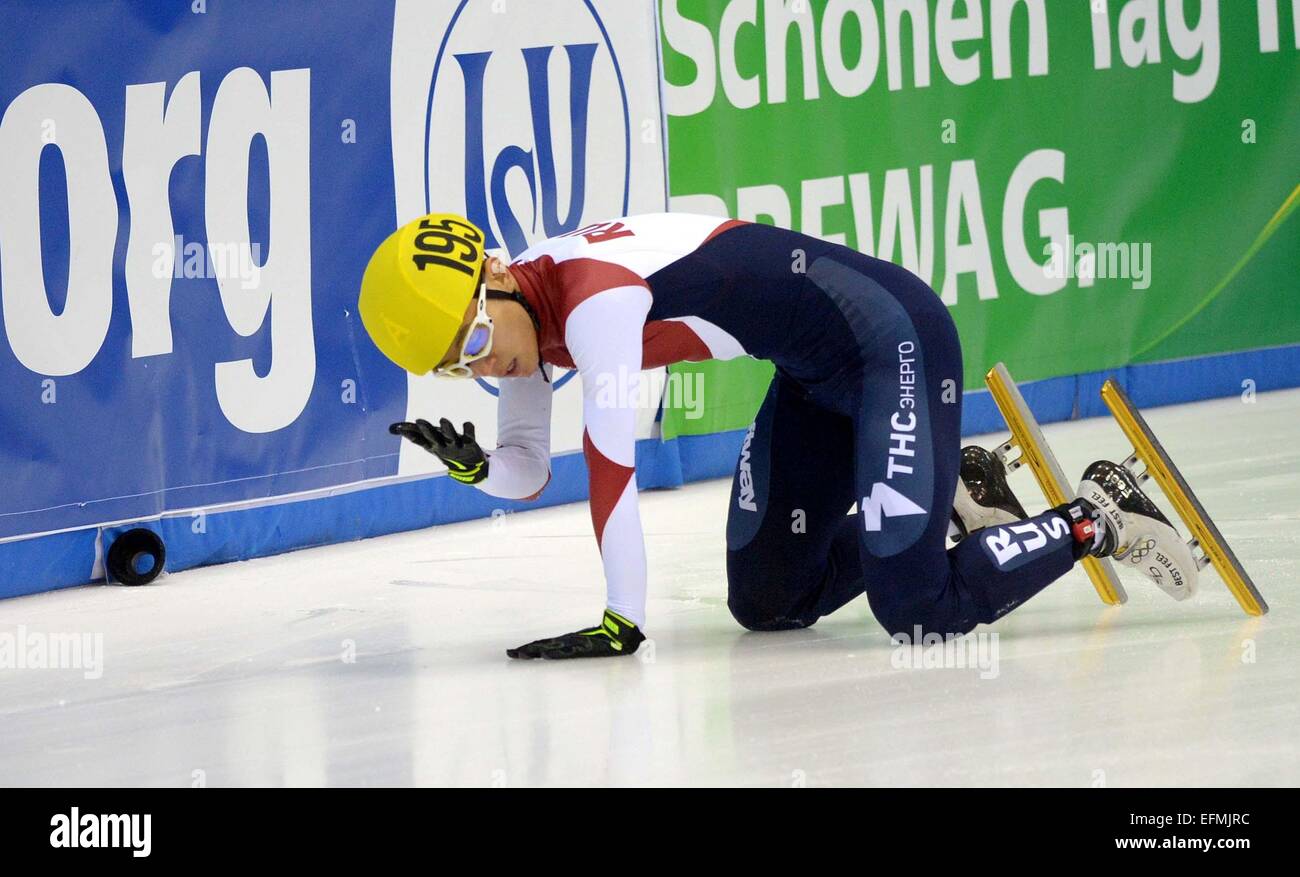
2,342,1298,600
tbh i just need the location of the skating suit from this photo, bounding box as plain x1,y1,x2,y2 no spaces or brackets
481,213,1079,633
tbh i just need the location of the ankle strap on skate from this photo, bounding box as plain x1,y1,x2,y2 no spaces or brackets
1061,501,1099,550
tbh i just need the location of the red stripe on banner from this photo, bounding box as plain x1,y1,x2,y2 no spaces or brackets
583,430,634,548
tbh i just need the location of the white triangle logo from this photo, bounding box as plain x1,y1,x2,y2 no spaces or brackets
860,483,927,532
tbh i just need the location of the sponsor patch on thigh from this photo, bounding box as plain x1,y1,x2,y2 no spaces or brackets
727,408,773,551
808,260,935,558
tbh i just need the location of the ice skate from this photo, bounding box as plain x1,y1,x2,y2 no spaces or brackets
1075,460,1198,601
949,445,1029,542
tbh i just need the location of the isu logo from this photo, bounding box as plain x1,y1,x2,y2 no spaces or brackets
418,0,632,256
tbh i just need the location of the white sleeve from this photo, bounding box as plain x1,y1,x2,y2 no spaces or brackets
566,285,652,628
478,365,553,500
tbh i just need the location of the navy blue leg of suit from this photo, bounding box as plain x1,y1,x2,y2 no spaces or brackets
725,254,1083,637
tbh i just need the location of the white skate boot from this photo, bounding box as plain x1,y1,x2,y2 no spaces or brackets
1075,460,1198,600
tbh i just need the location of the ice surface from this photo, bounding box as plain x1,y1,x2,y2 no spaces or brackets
1,389,1297,787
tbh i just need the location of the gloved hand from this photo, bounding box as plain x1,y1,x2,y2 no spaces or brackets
389,418,488,485
507,610,645,660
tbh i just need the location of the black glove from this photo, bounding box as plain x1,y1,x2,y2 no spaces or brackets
507,610,646,660
389,418,488,485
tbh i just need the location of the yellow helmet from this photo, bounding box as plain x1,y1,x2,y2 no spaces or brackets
358,213,487,374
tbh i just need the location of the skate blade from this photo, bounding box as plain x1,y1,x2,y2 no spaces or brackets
1101,379,1268,616
984,363,1127,606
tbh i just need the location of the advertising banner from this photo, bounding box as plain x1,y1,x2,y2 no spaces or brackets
660,0,1300,437
0,0,667,552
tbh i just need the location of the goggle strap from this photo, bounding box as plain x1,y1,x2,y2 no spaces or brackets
485,289,542,333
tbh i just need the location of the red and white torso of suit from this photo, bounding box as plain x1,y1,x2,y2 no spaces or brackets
475,212,753,627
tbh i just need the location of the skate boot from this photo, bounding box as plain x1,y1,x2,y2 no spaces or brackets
1073,460,1198,600
949,445,1029,542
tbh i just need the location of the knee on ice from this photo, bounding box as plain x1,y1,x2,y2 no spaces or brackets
872,595,980,640
727,594,815,632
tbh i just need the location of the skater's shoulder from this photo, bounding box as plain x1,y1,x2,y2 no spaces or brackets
512,213,743,266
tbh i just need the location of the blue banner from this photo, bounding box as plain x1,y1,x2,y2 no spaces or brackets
0,1,409,540
0,0,669,558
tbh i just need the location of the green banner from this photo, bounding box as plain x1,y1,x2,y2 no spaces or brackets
660,0,1300,438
